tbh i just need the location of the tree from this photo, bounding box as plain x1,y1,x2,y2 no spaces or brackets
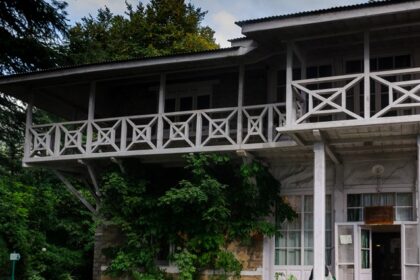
66,0,218,64
100,154,296,279
0,0,68,74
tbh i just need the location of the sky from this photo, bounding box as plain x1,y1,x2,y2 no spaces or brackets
65,0,368,47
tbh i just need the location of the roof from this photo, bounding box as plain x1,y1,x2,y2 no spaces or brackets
236,0,414,26
0,47,239,81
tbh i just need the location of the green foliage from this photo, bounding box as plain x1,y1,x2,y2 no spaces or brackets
0,0,68,74
100,154,296,279
66,0,219,65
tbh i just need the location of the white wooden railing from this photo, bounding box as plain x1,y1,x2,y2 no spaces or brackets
26,103,286,161
291,67,420,125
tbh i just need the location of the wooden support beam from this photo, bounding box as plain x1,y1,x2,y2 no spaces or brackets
53,170,96,213
313,141,326,280
313,129,341,165
287,133,305,146
286,42,295,127
157,73,166,148
111,157,126,174
24,94,34,162
364,31,370,119
237,64,245,145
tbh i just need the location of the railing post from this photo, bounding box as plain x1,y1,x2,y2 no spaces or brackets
364,31,371,119
237,65,245,145
120,118,127,151
54,124,61,156
24,94,34,161
268,105,274,142
157,73,166,149
86,82,96,154
195,112,202,147
286,42,296,127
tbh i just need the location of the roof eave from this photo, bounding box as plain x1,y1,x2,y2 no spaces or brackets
0,46,255,85
238,1,420,34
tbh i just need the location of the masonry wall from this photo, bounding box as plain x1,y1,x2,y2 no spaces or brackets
93,226,264,280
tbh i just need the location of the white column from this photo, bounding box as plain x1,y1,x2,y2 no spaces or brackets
23,94,34,161
364,31,370,119
314,142,326,280
416,135,420,260
86,82,96,153
237,65,245,145
286,42,295,127
157,73,166,148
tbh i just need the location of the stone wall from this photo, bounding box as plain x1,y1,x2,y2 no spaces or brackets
93,226,264,280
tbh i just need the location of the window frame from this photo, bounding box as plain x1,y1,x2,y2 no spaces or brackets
274,194,333,267
164,82,214,112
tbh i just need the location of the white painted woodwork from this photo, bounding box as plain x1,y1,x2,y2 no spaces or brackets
237,65,245,144
24,95,34,160
364,31,370,119
25,103,286,162
157,73,166,148
313,141,326,280
53,170,96,213
286,42,295,127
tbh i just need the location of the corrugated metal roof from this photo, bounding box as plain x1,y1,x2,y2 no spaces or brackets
0,47,238,79
236,0,414,26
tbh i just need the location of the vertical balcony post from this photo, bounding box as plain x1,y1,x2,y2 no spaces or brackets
416,136,420,251
286,42,295,127
237,64,245,145
24,94,34,161
313,141,326,280
364,31,371,119
157,73,166,149
86,82,96,154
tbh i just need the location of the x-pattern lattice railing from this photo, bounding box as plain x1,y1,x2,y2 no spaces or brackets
292,74,364,124
27,103,286,160
370,67,420,118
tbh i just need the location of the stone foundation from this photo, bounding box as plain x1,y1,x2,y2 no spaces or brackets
93,226,264,280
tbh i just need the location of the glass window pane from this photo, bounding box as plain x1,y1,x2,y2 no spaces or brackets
304,231,313,248
304,196,313,212
165,98,176,112
285,196,302,212
348,209,362,221
179,96,193,111
197,95,210,109
275,232,286,247
361,229,370,249
326,195,332,212
304,213,313,230
287,249,301,265
326,231,332,247
326,249,332,265
396,208,413,221
275,249,287,265
304,249,313,265
362,250,370,268
326,213,332,230
287,231,301,247
363,194,372,207
348,194,361,207
397,193,412,207
289,214,301,230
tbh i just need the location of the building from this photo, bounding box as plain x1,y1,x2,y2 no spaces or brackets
1,1,420,279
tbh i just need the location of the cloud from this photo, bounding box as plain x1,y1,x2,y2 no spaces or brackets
211,10,241,47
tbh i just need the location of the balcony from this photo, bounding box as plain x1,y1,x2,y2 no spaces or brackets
24,66,420,164
26,103,288,163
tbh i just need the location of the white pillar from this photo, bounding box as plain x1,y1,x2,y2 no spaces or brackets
157,73,166,148
364,31,370,119
416,136,420,261
286,42,295,127
314,142,326,280
86,82,96,154
24,94,34,161
237,64,245,145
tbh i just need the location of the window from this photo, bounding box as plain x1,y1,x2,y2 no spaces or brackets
347,192,414,222
164,84,212,112
361,229,370,269
275,195,332,266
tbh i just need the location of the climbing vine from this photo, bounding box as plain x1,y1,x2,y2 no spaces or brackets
100,153,296,279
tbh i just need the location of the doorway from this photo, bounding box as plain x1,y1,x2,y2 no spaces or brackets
371,226,401,280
